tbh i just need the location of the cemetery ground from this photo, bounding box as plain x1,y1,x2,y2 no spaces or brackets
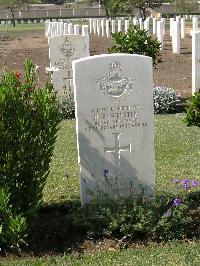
1,26,200,265
0,27,192,99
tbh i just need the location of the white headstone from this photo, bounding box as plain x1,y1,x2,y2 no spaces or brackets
97,19,100,36
170,18,174,37
93,19,97,34
192,31,200,94
106,20,110,38
101,20,105,37
111,19,115,34
82,25,89,36
133,18,138,26
161,18,165,36
89,19,93,34
172,21,180,54
125,20,129,32
193,17,198,32
68,23,73,34
82,25,90,58
73,54,155,205
74,24,80,35
45,21,50,37
64,23,68,34
118,20,122,32
157,21,164,50
139,18,143,30
48,35,89,94
144,20,149,34
181,18,185,39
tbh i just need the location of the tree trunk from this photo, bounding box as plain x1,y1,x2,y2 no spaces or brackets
11,9,16,27
105,4,109,18
141,7,146,21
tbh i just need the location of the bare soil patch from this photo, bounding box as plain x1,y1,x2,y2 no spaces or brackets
0,30,193,98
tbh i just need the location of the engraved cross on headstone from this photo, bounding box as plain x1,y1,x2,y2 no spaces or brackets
104,133,131,176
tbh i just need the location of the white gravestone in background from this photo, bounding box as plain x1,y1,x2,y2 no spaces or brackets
73,54,155,205
101,20,105,37
118,20,122,32
157,21,164,50
181,18,185,39
161,18,165,36
192,31,200,94
106,20,110,38
48,35,89,94
170,18,174,37
125,20,129,32
153,18,157,35
97,20,100,36
172,21,180,54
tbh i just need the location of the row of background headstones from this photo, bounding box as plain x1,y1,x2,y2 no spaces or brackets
46,16,200,96
45,16,197,54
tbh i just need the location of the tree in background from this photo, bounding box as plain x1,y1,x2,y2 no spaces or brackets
175,0,198,14
91,0,168,19
90,0,125,18
124,0,166,21
0,0,33,27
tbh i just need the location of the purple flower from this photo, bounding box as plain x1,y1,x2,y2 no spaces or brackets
173,179,180,185
191,180,199,187
104,169,109,177
183,178,190,190
184,183,190,190
173,198,182,207
166,209,173,218
183,178,190,184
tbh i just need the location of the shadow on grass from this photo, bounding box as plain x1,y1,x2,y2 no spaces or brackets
26,199,86,256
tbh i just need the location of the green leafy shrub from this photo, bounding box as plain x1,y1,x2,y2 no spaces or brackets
57,93,75,119
0,60,62,215
109,25,161,66
184,92,200,127
0,188,27,250
154,86,180,114
70,179,200,241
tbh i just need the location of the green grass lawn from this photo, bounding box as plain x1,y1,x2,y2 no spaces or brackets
43,113,200,204
1,113,200,265
1,241,200,265
0,23,45,32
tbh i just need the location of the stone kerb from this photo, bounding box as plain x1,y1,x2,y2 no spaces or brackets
73,53,155,205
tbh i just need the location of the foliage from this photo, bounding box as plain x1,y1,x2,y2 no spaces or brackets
89,0,125,17
0,0,33,27
91,0,166,19
184,92,200,127
57,93,75,119
71,178,200,241
109,25,161,66
124,0,165,21
175,0,198,14
0,59,61,215
0,188,27,250
41,0,65,4
154,86,180,114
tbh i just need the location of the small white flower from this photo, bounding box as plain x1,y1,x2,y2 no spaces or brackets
35,64,40,71
45,66,60,73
